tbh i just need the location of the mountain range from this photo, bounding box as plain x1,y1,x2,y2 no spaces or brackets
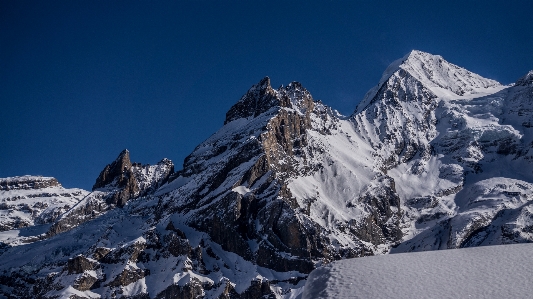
1,50,532,299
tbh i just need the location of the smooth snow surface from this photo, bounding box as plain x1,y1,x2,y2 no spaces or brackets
303,243,533,299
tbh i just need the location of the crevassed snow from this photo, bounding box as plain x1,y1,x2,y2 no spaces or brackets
303,243,533,299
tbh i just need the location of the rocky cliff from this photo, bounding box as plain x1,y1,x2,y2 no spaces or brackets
0,176,88,243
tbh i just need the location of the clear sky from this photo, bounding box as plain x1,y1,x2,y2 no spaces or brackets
1,0,532,190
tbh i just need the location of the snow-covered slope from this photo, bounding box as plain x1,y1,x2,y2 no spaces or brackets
378,52,533,252
0,50,532,298
303,243,533,299
0,176,89,246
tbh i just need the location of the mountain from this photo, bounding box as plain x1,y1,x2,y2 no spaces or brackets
0,50,532,299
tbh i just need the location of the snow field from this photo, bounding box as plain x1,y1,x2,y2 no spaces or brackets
303,243,533,299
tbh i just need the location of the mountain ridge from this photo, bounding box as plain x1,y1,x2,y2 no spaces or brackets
1,50,533,298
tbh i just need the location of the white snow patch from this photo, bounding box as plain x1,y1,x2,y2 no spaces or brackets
232,186,251,196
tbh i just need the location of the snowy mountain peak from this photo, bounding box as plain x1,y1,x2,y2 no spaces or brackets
280,81,315,114
356,50,502,113
257,75,271,89
400,50,502,96
369,50,446,89
404,49,442,62
516,70,533,86
224,76,278,124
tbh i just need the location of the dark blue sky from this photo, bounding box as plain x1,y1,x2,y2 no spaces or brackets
1,1,532,190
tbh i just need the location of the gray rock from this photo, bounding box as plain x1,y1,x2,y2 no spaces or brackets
67,255,94,274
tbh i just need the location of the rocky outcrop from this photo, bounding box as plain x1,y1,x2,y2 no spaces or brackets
0,177,87,239
235,279,276,299
0,176,60,191
74,273,99,291
155,279,204,299
93,247,112,260
46,151,174,238
67,255,95,274
93,150,134,190
224,76,279,125
93,149,140,207
351,175,403,246
516,70,533,86
133,158,174,196
101,239,147,264
93,150,174,207
107,268,149,288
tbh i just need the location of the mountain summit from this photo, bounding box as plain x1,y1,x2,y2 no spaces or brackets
357,50,502,113
399,50,501,95
1,51,532,298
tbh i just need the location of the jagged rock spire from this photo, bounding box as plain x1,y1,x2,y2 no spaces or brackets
93,149,139,207
224,76,317,125
93,149,132,190
224,76,278,124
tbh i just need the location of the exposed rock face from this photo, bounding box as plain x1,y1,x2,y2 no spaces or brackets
93,149,140,207
164,230,192,257
0,176,87,238
100,239,147,264
155,279,204,299
93,247,112,260
260,81,317,179
107,268,149,287
351,175,402,245
516,70,533,86
175,79,358,274
0,176,60,191
74,272,99,291
133,158,174,196
93,150,134,190
45,152,175,238
224,76,279,125
67,255,94,274
235,279,276,299
93,150,174,207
